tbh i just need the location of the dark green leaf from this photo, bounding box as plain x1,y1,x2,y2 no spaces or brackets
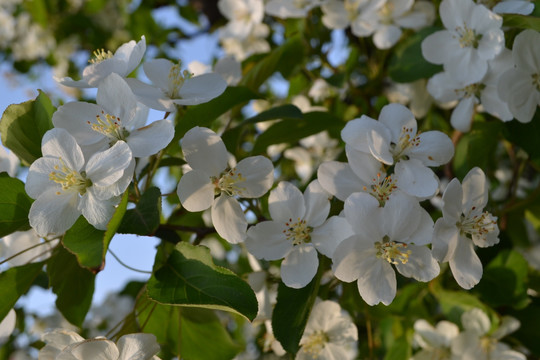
147,242,258,321
503,14,540,31
0,174,33,237
0,90,55,165
117,187,161,236
0,262,44,322
384,336,411,360
388,27,443,83
62,216,106,272
502,113,540,162
48,246,95,327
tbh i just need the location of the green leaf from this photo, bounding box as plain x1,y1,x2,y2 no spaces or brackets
117,187,161,236
252,112,342,154
502,113,540,162
384,336,411,360
48,245,95,327
503,14,540,31
476,249,530,309
62,217,106,272
272,267,322,354
147,242,258,321
0,174,33,237
103,189,129,254
0,90,55,165
175,86,262,143
240,34,305,91
388,27,443,83
432,287,490,324
0,262,44,322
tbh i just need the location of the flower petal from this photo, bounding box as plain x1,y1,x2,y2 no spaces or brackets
317,161,365,201
211,195,247,244
175,73,227,105
450,236,483,289
177,169,214,212
233,156,274,198
281,245,318,288
245,221,292,260
85,141,132,187
311,216,353,258
303,180,330,228
117,333,160,360
79,189,118,230
29,189,80,236
127,119,174,157
268,181,306,223
181,127,228,177
395,159,439,199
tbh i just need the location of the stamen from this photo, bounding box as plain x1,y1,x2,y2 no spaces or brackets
390,126,421,161
455,25,482,48
49,158,91,195
363,173,397,206
458,207,497,241
89,49,114,64
213,168,247,196
168,60,193,99
283,218,312,245
455,83,484,99
375,239,412,265
87,111,128,142
302,330,328,356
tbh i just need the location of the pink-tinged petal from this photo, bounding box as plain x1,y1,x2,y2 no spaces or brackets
25,157,65,199
421,31,458,65
52,102,105,146
317,161,365,201
379,103,417,143
344,192,383,239
127,119,174,157
410,131,454,167
79,190,118,230
432,218,460,262
373,25,402,49
117,333,160,360
41,128,85,171
303,180,330,228
357,257,396,306
125,78,174,112
461,167,488,211
29,189,80,236
442,178,463,223
311,216,353,258
450,97,477,132
96,73,140,127
384,192,421,241
346,146,385,185
174,73,227,105
211,195,247,244
181,127,228,177
449,236,483,289
143,58,174,91
233,156,274,198
63,338,119,360
513,29,540,73
341,115,391,155
332,236,376,283
177,170,214,212
86,141,132,187
395,244,439,281
268,181,306,223
395,159,439,198
245,221,292,260
281,245,318,288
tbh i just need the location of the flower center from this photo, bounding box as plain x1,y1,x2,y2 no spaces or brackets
455,25,482,48
302,330,328,357
455,83,484,99
480,336,497,354
458,207,497,241
168,60,193,99
390,126,420,161
88,111,129,144
375,237,412,264
363,173,397,206
378,2,395,24
89,48,114,64
49,158,91,195
532,73,540,92
213,168,246,196
283,218,312,245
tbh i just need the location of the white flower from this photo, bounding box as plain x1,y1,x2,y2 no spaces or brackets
498,29,540,123
0,309,16,346
333,192,439,305
53,73,172,159
25,128,132,236
177,127,273,243
296,300,358,360
220,23,271,61
55,36,146,88
245,181,353,288
39,330,161,360
341,103,454,198
432,167,499,289
384,79,433,119
0,145,19,177
421,0,504,84
0,230,58,267
451,309,525,360
218,0,264,39
126,59,227,112
411,319,459,360
265,0,324,19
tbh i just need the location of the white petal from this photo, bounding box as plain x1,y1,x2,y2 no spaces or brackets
341,115,391,155
29,189,80,236
432,218,460,262
357,258,396,306
451,97,476,132
41,128,85,171
52,102,105,146
120,35,146,75
211,195,247,244
245,221,292,260
81,59,127,88
441,178,463,224
175,73,227,105
379,103,417,143
421,31,458,65
346,146,385,184
408,207,435,246
373,25,402,49
450,237,483,289
181,127,228,176
344,192,383,238
143,58,173,90
117,333,160,360
233,156,274,198
79,190,118,230
384,192,422,242
0,309,15,345
461,167,488,211
25,157,66,199
461,308,490,335
311,216,353,258
395,159,439,198
317,161,365,201
281,245,318,288
303,180,330,227
332,236,376,282
125,78,174,112
513,29,540,73
65,338,119,360
268,181,306,223
96,73,139,126
410,131,454,167
177,170,214,212
86,141,132,187
127,119,174,157
395,245,439,281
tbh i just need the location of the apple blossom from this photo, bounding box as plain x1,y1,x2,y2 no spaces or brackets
432,167,499,289
411,319,459,360
177,126,273,243
245,181,353,288
0,230,58,266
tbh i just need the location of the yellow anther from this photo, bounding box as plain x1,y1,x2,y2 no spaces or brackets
375,240,412,265
48,158,90,195
302,330,329,357
455,25,482,48
168,60,193,98
87,111,127,142
283,218,312,245
213,168,247,196
89,49,114,64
